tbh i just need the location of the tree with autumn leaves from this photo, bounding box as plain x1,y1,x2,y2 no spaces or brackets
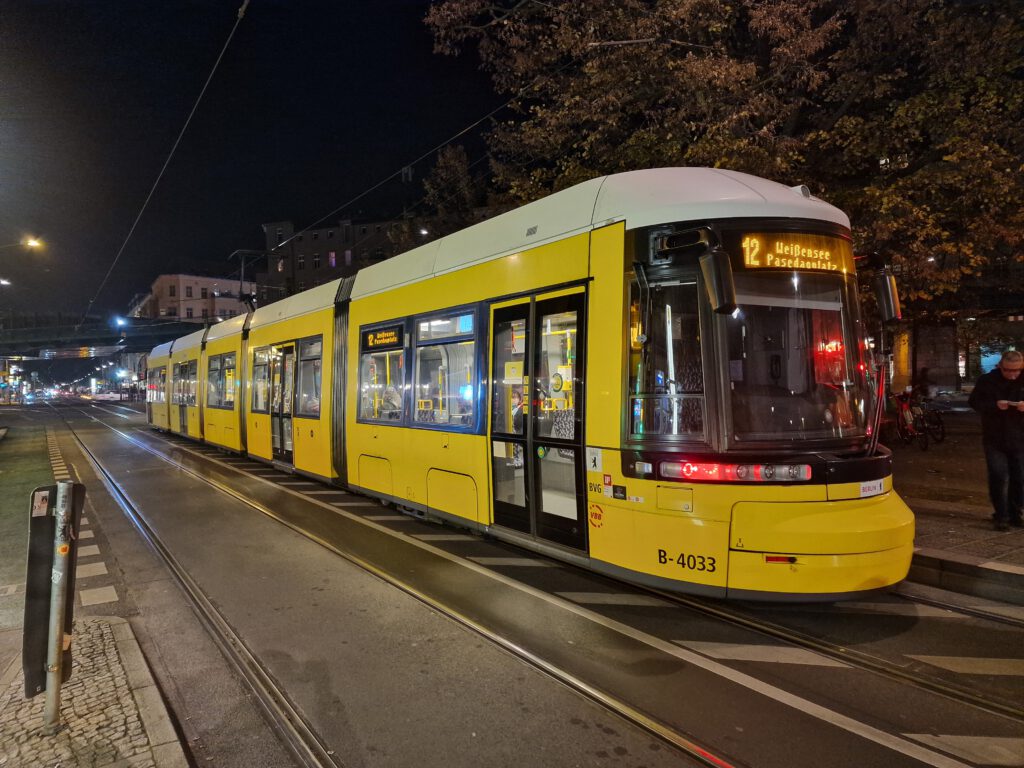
425,0,1023,328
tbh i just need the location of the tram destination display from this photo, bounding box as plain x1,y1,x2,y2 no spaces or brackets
738,232,855,273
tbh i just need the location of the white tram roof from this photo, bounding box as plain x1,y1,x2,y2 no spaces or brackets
171,327,207,354
204,312,248,343
249,278,342,330
351,167,849,300
148,340,174,359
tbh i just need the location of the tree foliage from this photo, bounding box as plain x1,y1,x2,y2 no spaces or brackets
425,0,1024,317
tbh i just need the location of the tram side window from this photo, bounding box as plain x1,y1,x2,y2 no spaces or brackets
251,348,270,413
296,337,323,417
207,355,223,408
628,280,705,439
207,353,236,409
359,348,405,421
171,363,183,405
187,360,198,406
413,312,475,428
147,367,166,404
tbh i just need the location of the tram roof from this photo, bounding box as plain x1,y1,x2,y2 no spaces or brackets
148,340,174,359
350,167,850,300
249,278,342,330
171,327,207,353
204,312,248,343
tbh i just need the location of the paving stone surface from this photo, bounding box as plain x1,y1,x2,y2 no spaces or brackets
0,619,159,768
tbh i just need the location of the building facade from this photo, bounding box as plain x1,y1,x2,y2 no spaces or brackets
258,219,401,303
128,274,256,323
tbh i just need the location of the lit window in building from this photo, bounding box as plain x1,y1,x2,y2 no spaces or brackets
329,251,336,267
277,258,284,273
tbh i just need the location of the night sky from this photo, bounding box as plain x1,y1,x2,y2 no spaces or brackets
0,0,497,318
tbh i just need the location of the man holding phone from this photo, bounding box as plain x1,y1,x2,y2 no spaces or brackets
969,349,1024,531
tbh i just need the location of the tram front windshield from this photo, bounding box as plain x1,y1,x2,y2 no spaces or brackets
725,271,870,442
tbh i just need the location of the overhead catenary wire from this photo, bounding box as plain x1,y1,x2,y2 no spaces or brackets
76,0,252,330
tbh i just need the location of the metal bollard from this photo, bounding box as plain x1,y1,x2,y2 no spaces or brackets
42,480,73,735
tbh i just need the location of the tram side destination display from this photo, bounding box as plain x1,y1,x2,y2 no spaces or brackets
737,232,856,274
362,324,404,352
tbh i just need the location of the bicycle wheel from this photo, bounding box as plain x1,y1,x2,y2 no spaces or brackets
895,412,912,444
912,415,929,450
925,410,946,443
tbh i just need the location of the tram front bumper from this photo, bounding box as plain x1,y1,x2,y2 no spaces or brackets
726,491,915,599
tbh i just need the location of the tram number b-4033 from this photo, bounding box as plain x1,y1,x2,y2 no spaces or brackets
658,550,717,573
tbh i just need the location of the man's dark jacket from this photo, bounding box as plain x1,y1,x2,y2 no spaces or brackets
969,369,1024,450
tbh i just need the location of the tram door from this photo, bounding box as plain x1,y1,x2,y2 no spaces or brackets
490,291,587,551
269,345,295,463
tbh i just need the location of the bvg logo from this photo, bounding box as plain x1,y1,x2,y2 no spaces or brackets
588,503,604,529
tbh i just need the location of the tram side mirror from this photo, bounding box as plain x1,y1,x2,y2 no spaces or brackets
873,269,901,322
700,247,737,314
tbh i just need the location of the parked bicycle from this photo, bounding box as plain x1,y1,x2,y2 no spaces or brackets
918,398,946,443
891,390,929,450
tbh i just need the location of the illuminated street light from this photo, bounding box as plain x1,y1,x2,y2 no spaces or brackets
0,238,43,250
0,279,10,286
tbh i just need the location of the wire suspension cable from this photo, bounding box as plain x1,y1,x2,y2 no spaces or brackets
77,0,251,329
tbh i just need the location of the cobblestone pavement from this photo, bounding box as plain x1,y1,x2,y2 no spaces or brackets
0,618,186,768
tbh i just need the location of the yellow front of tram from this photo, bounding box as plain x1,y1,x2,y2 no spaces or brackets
584,216,914,601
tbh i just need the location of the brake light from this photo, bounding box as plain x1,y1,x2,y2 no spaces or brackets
659,461,811,482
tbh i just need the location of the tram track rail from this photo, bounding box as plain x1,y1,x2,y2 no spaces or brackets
55,404,737,768
635,587,1024,723
62,403,1024,731
55,404,343,768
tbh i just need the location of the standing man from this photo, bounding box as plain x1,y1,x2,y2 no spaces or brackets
969,350,1024,531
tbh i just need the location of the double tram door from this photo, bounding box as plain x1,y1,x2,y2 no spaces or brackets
173,363,188,436
490,290,587,551
269,345,295,464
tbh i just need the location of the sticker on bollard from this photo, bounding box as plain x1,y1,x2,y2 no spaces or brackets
23,482,86,699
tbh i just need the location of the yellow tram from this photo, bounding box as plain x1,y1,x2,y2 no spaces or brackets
147,167,914,600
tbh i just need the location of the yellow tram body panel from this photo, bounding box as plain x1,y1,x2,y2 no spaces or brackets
202,315,246,452
168,329,205,439
146,344,172,431
246,303,335,479
586,451,914,596
347,232,592,519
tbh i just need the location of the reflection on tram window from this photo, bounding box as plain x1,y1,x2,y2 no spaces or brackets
413,340,475,426
535,310,577,441
207,352,237,409
726,272,869,441
492,318,527,436
628,281,705,439
359,348,405,421
251,348,270,413
297,337,323,417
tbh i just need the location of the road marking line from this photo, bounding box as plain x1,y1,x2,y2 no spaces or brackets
76,562,108,579
76,544,101,558
907,655,1024,676
839,602,967,619
557,592,671,607
78,529,94,539
903,735,1024,766
468,557,557,567
676,641,848,667
0,584,22,597
79,586,118,606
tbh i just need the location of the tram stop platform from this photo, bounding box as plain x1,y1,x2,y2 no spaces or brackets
0,403,1023,767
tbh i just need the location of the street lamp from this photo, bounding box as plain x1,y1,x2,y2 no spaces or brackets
0,238,42,251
